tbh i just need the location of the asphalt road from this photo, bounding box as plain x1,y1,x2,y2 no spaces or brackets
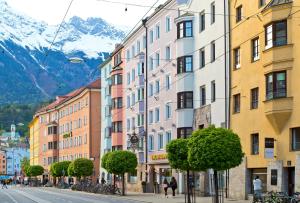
0,186,145,203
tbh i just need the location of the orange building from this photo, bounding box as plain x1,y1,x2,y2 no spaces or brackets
0,151,6,175
33,79,101,182
110,44,124,151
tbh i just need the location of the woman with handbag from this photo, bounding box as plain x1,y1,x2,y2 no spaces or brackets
170,177,177,197
163,178,169,198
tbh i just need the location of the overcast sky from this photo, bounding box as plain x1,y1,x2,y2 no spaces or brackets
6,0,166,27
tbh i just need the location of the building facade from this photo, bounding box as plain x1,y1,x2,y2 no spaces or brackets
100,57,113,183
229,0,300,199
29,117,40,165
33,79,101,182
0,151,6,175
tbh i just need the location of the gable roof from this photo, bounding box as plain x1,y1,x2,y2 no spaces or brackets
35,79,100,115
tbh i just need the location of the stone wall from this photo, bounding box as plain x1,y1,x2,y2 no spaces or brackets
267,160,284,192
295,153,300,192
193,105,211,129
229,158,248,200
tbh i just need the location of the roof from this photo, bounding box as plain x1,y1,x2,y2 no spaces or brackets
35,79,100,115
263,0,293,10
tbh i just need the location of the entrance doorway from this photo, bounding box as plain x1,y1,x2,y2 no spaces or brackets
287,167,295,195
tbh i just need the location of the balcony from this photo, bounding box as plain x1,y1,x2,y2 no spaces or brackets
263,44,293,73
264,97,293,133
176,73,194,92
176,108,194,128
111,132,123,147
137,101,144,112
138,75,144,87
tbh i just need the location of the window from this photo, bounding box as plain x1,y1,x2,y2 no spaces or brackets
137,40,141,53
132,46,136,58
112,121,122,133
251,133,259,155
149,110,153,124
127,96,130,108
155,24,160,39
177,21,193,39
149,83,154,96
166,16,171,32
137,114,144,126
211,2,215,24
177,127,193,138
291,128,300,151
234,47,241,69
127,72,130,85
166,75,171,90
155,52,160,67
233,94,240,113
266,71,286,100
128,170,137,183
131,93,136,105
126,50,130,62
165,46,171,60
200,48,205,68
165,103,171,119
177,92,193,109
155,80,160,94
211,41,216,62
265,20,287,48
155,108,160,122
251,88,259,109
200,11,205,31
177,56,193,73
111,74,122,85
166,131,172,145
200,85,206,106
236,5,242,23
158,133,164,150
114,52,122,66
259,0,266,7
132,69,135,81
252,38,260,61
211,81,216,102
149,135,154,151
265,138,274,148
132,117,136,129
149,56,154,70
112,97,122,109
143,35,147,49
150,30,154,43
137,88,144,101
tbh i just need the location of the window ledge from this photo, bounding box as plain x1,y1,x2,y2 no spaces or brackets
263,43,293,53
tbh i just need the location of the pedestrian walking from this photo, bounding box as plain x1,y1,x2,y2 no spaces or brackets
253,176,262,202
2,180,8,189
170,177,177,197
163,178,169,198
101,177,106,185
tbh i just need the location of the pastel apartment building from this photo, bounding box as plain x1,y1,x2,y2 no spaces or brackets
100,56,113,183
31,79,101,182
229,0,300,199
0,151,6,175
29,117,40,165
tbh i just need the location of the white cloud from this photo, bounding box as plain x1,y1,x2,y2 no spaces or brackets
5,0,166,27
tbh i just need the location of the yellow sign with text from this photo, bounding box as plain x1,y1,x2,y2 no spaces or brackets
151,154,168,161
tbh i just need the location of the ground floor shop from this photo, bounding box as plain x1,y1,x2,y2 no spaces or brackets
229,154,300,200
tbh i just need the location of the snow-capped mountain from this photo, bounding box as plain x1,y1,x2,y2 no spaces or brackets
0,0,125,105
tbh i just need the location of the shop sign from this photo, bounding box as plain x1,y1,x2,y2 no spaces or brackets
151,154,168,161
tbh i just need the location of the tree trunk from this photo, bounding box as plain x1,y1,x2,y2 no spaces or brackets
187,170,191,203
113,174,116,194
122,173,125,196
214,170,219,203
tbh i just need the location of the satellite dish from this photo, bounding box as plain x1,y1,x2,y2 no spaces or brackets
68,57,84,64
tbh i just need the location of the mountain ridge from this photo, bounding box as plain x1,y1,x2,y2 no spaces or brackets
0,0,125,105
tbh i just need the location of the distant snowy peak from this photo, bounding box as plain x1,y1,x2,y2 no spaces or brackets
0,0,125,58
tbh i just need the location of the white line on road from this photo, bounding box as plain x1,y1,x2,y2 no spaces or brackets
3,191,19,203
14,189,52,203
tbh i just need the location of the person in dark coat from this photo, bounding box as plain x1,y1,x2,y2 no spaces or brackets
170,177,177,197
163,178,169,198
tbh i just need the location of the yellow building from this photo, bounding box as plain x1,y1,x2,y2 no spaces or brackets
229,0,300,199
29,117,39,165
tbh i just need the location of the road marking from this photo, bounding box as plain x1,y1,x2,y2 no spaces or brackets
0,190,19,203
14,189,52,203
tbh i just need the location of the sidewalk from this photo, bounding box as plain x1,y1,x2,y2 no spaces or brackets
115,192,252,203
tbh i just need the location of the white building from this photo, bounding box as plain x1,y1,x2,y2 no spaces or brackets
175,0,230,196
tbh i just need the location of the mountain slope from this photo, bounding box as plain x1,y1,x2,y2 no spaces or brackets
0,0,124,105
